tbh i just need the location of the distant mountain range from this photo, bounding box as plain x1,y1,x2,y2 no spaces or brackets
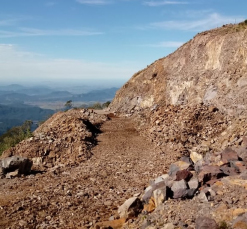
0,84,118,104
0,84,119,136
0,103,54,136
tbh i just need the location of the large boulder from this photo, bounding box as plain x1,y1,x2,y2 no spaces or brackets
1,156,33,177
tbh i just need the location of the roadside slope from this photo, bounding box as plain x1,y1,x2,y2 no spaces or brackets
0,114,170,228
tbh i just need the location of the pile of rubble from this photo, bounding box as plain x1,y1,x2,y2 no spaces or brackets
130,104,247,169
97,138,247,228
1,109,109,171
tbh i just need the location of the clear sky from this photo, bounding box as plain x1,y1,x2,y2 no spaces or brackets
0,0,246,87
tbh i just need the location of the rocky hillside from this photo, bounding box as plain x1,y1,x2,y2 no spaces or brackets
1,22,247,229
110,22,247,118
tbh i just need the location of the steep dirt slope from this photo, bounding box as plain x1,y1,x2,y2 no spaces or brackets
110,23,247,117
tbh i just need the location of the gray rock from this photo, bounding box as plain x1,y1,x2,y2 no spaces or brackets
169,161,191,177
118,197,143,218
171,179,188,199
194,159,204,173
171,179,188,192
142,181,166,203
1,156,33,176
199,187,215,201
153,187,168,207
169,163,180,177
173,189,189,199
197,192,208,202
180,156,193,165
186,189,197,198
195,216,217,229
188,177,199,190
240,170,247,180
142,186,154,203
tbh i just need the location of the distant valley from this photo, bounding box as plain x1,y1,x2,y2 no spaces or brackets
0,84,118,135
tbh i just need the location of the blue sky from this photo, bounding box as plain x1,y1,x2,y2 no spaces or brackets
0,0,246,87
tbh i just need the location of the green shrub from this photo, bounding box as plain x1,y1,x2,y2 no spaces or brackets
88,102,103,110
102,101,111,108
217,221,231,229
0,120,33,155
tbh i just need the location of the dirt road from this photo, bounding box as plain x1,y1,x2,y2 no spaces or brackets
0,115,170,228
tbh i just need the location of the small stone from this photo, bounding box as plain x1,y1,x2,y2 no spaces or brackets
109,216,115,221
190,152,203,164
161,223,175,229
19,220,27,227
195,216,217,229
188,177,199,190
6,170,19,179
197,192,208,202
104,200,112,206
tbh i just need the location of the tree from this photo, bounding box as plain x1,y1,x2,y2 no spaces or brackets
0,120,33,155
64,100,73,110
102,101,111,108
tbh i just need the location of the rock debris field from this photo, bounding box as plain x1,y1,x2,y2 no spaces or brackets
1,108,247,229
0,109,168,229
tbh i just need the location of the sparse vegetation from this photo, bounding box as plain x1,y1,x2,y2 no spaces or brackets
64,100,73,110
217,221,232,229
87,101,111,110
0,120,33,155
234,20,247,32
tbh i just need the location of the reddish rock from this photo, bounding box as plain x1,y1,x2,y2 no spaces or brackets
198,165,226,184
142,197,155,214
175,169,193,182
230,161,247,173
221,148,239,164
220,164,239,176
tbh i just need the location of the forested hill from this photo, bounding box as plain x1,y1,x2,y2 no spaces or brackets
0,104,54,135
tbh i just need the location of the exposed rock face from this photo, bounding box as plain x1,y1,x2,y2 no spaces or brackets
110,24,247,118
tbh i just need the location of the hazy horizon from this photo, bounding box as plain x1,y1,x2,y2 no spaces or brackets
0,78,125,89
